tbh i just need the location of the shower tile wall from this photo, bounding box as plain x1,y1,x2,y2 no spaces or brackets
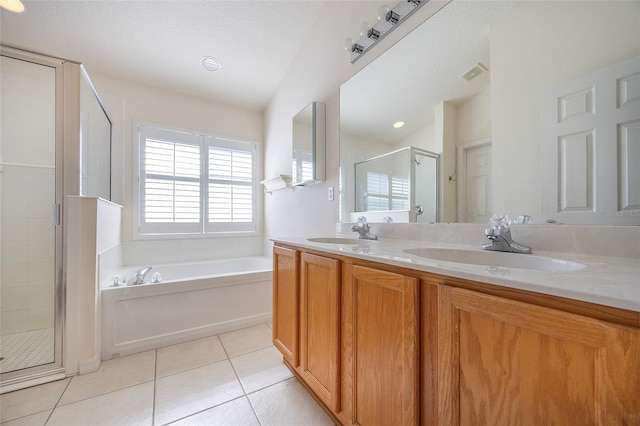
0,55,56,336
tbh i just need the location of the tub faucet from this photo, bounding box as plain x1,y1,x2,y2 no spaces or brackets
351,216,377,240
481,214,531,254
130,266,152,285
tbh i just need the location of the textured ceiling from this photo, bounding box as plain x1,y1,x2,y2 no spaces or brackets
0,0,325,111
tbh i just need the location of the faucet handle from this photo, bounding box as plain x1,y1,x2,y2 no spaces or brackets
356,216,368,226
489,213,510,231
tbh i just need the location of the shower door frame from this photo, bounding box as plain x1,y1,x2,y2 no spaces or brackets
0,46,66,392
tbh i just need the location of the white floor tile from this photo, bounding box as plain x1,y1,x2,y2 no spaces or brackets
154,359,245,425
170,396,260,426
230,346,293,394
218,324,273,358
156,335,227,379
248,377,334,426
0,409,51,426
1,323,332,426
0,378,69,423
47,382,154,426
58,350,156,406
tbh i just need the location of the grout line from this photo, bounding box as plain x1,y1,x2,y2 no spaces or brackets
152,349,158,426
44,376,72,425
161,395,248,426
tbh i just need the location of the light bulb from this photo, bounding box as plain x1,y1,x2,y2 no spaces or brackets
378,4,400,25
360,22,380,41
344,38,364,54
0,0,25,13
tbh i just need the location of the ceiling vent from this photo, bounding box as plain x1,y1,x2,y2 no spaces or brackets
462,63,488,82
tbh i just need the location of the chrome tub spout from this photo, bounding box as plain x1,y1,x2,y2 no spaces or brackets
130,266,153,285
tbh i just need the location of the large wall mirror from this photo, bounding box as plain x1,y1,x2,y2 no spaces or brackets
340,0,640,225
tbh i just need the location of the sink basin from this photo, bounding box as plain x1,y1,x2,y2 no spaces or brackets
307,237,361,245
403,248,584,272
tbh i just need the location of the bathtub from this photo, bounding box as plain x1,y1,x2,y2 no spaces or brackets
101,256,272,360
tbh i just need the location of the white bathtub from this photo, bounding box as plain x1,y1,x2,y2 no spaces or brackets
101,256,272,360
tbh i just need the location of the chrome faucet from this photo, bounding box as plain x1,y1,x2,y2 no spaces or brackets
351,216,377,240
130,266,152,285
481,214,531,254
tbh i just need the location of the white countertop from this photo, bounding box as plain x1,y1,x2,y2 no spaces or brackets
273,236,640,313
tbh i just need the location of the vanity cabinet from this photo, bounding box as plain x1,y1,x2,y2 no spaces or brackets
299,252,341,412
272,243,640,425
272,246,299,367
438,285,640,425
341,264,420,426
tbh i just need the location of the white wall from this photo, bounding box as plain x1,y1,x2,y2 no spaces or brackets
491,1,640,220
456,87,491,147
89,74,266,258
263,0,449,242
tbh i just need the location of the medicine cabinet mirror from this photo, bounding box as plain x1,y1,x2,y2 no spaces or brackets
292,101,326,186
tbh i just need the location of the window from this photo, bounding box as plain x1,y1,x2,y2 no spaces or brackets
135,123,258,237
364,171,409,211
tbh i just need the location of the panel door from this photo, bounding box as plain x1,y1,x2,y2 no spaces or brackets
299,253,341,412
540,55,640,224
272,246,299,367
438,286,640,425
463,143,492,224
343,264,420,426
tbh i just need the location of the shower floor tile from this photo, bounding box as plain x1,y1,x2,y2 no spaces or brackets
0,328,54,374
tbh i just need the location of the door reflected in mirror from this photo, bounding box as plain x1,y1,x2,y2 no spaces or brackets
339,1,640,225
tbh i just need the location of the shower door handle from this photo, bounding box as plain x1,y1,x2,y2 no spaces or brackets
53,203,61,226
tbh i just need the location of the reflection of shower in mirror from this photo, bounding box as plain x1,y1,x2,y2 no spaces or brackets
352,146,439,223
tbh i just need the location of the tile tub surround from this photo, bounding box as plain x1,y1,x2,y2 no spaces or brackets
0,324,334,426
286,224,640,312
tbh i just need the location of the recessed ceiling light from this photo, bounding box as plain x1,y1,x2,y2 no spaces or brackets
200,56,221,72
0,0,25,13
393,121,405,129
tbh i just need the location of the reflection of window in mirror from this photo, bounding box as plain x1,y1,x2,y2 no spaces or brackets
292,149,313,183
361,171,409,212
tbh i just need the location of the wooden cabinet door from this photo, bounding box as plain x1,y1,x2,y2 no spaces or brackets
272,246,299,367
343,264,420,426
299,252,341,412
438,285,640,425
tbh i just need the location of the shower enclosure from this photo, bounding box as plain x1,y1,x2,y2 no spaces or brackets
0,45,111,391
354,147,440,223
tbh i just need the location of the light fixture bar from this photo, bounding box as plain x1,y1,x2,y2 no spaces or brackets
347,0,428,63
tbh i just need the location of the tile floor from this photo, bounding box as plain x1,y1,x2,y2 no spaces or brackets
0,329,54,374
0,324,335,426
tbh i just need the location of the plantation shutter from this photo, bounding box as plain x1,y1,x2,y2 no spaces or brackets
205,136,257,232
138,126,202,234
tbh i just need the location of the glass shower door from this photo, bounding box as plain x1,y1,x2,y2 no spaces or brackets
0,55,59,376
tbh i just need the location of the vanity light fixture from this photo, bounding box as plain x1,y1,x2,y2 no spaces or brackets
200,56,221,72
346,0,428,63
0,0,25,13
